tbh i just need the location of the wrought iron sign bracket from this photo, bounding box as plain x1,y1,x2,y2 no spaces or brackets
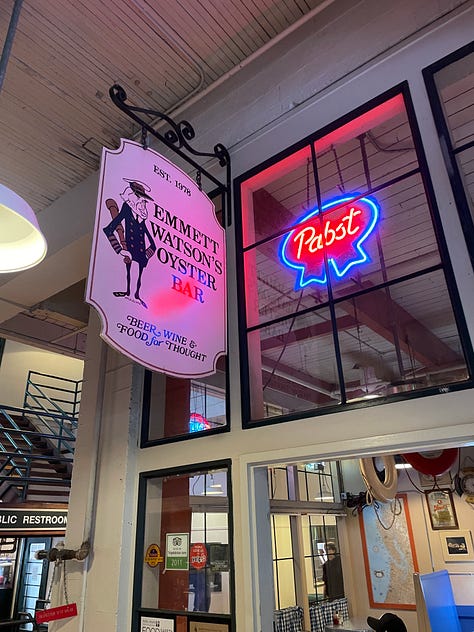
109,84,232,226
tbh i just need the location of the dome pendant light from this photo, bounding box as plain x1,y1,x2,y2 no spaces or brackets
0,184,47,273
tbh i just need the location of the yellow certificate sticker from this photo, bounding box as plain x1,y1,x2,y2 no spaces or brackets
145,544,163,567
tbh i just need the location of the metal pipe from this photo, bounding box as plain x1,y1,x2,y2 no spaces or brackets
0,0,24,92
139,0,339,128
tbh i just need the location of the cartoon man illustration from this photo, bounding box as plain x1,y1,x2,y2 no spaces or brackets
103,179,156,308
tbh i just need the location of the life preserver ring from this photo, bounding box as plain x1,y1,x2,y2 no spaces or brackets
359,455,398,502
401,449,458,476
454,467,474,502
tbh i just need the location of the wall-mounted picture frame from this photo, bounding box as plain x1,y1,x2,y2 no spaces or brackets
439,530,474,562
425,489,458,530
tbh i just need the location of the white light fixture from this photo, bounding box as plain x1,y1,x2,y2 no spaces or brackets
0,184,47,273
395,462,412,470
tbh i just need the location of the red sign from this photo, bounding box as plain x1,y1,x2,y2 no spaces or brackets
86,139,226,378
36,603,78,623
280,195,379,287
190,542,207,569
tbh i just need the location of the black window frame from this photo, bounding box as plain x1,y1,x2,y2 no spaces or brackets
423,41,474,269
234,81,474,429
132,459,235,632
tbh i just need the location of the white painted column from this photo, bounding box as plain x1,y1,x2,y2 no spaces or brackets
49,310,140,632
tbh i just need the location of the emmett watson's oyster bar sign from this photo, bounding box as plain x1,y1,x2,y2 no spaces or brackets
86,139,226,378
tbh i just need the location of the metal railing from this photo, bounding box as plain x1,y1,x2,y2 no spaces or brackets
0,405,75,501
0,611,39,630
23,371,82,420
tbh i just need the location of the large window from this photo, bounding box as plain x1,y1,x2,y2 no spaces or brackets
134,462,233,631
269,463,344,611
236,84,473,426
423,42,474,266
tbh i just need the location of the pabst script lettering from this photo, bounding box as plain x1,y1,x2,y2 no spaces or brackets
280,195,379,287
293,206,361,259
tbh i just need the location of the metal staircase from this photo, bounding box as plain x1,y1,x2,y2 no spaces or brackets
0,372,81,503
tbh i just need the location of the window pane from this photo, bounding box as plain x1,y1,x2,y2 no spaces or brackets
338,271,469,401
273,514,293,558
241,146,315,248
248,308,341,420
434,51,474,150
269,467,289,501
245,234,330,328
276,559,296,609
315,94,417,202
144,358,227,442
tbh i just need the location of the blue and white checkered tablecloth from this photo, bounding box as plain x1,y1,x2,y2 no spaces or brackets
309,604,326,632
310,597,350,631
274,605,304,632
321,598,350,625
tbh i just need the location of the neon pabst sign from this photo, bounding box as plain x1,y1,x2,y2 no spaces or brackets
280,195,379,287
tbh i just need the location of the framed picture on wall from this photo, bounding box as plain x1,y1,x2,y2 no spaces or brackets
440,530,474,562
425,489,458,530
359,494,419,610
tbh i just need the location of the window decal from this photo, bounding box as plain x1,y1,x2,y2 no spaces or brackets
279,194,379,287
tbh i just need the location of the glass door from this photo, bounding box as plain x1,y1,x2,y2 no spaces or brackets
15,537,51,630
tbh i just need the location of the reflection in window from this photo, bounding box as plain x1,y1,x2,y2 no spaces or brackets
237,86,472,425
142,358,227,444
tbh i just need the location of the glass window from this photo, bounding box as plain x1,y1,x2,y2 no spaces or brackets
135,463,232,630
142,358,227,443
303,515,343,605
424,43,474,263
237,86,473,425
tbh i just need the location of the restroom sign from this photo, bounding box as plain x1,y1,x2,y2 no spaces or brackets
86,139,226,378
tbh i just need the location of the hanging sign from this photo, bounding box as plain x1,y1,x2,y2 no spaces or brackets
280,194,379,287
0,508,67,534
36,603,78,623
86,139,226,378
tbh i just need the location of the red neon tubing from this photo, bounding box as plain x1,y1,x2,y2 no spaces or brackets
401,448,458,476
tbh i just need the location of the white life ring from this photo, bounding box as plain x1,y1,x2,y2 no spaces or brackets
359,455,398,502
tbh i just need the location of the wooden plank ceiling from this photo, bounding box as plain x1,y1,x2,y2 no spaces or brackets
0,0,326,213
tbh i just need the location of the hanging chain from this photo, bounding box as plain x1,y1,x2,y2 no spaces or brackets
332,146,345,193
305,157,310,209
141,125,149,150
46,560,61,604
63,559,70,604
196,169,202,191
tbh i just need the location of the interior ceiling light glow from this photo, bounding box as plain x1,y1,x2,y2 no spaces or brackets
0,184,47,273
280,194,379,288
